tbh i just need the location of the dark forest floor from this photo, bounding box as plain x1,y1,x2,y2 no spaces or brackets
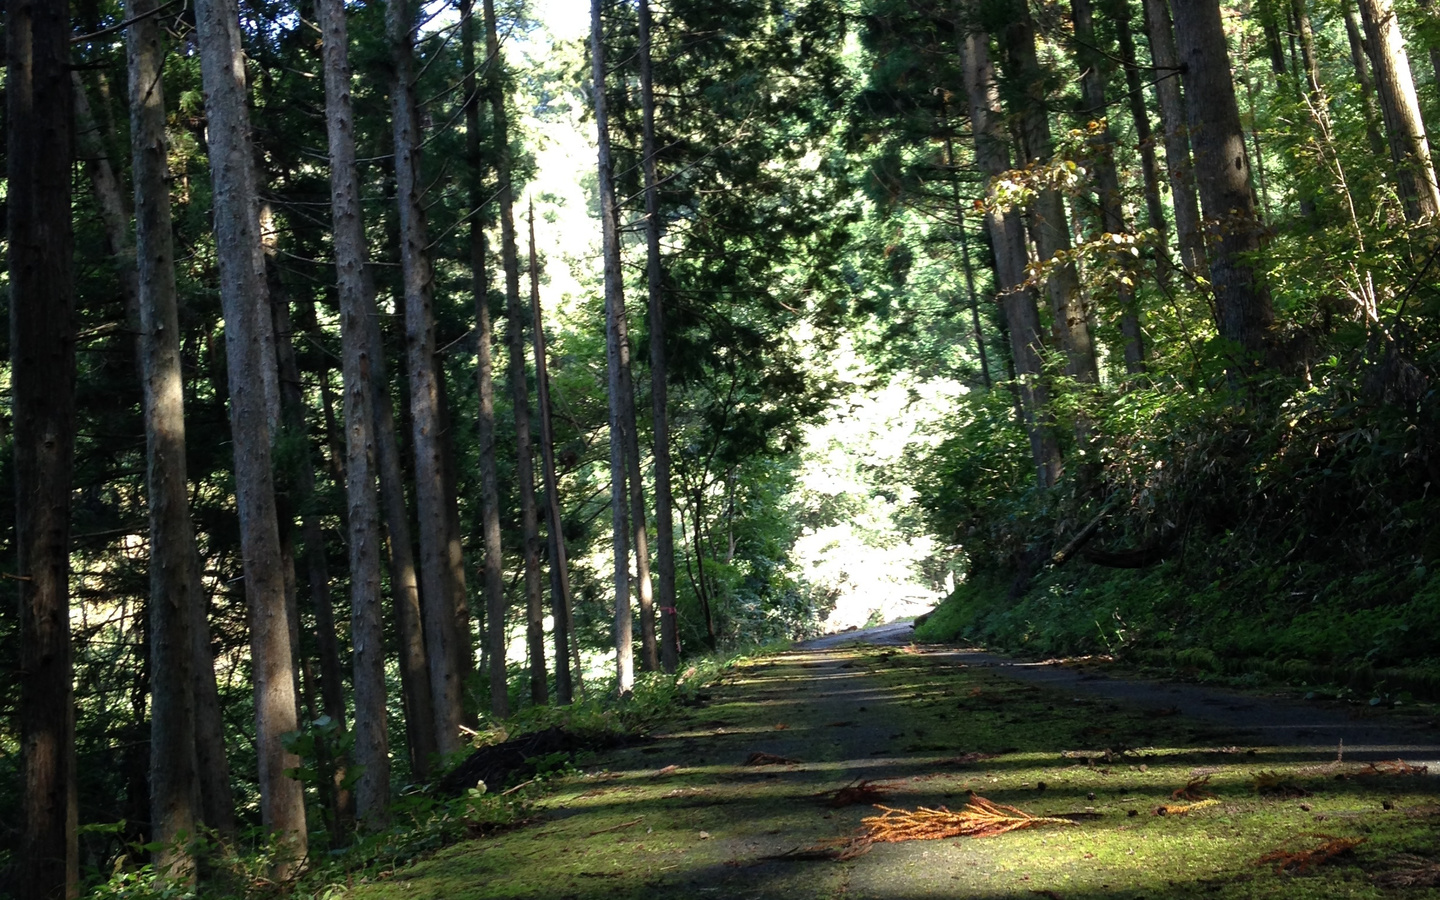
347,625,1440,899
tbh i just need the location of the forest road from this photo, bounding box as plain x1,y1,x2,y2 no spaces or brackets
370,624,1440,899
798,622,1440,767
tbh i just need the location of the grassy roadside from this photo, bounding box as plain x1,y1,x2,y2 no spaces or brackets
915,563,1440,703
328,644,1440,900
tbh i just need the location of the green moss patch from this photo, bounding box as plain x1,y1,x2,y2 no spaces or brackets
341,647,1440,900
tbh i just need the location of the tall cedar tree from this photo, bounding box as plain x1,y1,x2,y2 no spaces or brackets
591,0,636,692
483,0,549,705
389,0,471,754
462,0,511,719
963,27,1063,487
528,204,579,700
1171,0,1276,359
318,0,391,827
1071,0,1145,373
1141,0,1205,272
192,0,309,867
1357,0,1440,220
1000,3,1099,384
639,0,680,673
128,0,211,875
10,0,79,890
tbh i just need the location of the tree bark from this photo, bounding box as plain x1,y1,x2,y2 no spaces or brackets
528,205,578,702
638,0,679,674
619,308,659,674
591,0,636,693
193,0,307,867
1358,0,1440,220
937,90,993,390
390,0,470,754
122,0,206,875
318,0,391,827
367,270,437,776
1072,0,1145,374
1113,0,1168,269
1002,6,1099,384
11,0,79,889
483,0,548,707
1171,0,1277,359
460,0,510,721
1141,0,1206,272
962,28,1063,488
268,277,354,839
1343,0,1390,155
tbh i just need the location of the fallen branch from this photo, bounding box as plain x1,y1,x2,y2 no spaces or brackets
1051,504,1113,567
1082,544,1167,568
745,751,800,766
587,817,643,836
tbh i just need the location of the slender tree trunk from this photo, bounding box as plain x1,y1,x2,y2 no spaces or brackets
937,88,993,390
1291,0,1326,121
1171,0,1277,359
435,348,475,713
1236,33,1274,225
619,311,658,673
268,282,354,839
11,0,79,889
189,579,236,839
1358,0,1440,220
366,269,437,776
390,0,469,753
193,0,308,867
318,0,391,827
963,27,1063,487
483,0,547,706
1344,0,1390,155
1072,0,1145,373
591,0,635,693
689,486,718,647
74,76,139,314
1113,0,1168,266
638,0,679,673
461,0,510,720
957,212,992,389
1002,7,1098,384
123,1,207,875
1141,0,1206,272
528,205,577,702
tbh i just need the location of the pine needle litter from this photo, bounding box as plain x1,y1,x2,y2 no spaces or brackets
1255,836,1365,873
862,797,1078,841
1373,854,1440,887
777,795,1077,861
1154,798,1219,816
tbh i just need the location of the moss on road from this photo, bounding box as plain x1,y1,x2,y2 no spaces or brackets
346,644,1440,899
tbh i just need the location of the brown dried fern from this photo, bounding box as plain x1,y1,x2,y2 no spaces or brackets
1172,775,1216,801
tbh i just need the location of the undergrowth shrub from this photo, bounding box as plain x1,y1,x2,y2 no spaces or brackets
913,340,1440,689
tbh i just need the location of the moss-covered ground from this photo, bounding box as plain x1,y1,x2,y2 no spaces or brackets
342,643,1440,899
